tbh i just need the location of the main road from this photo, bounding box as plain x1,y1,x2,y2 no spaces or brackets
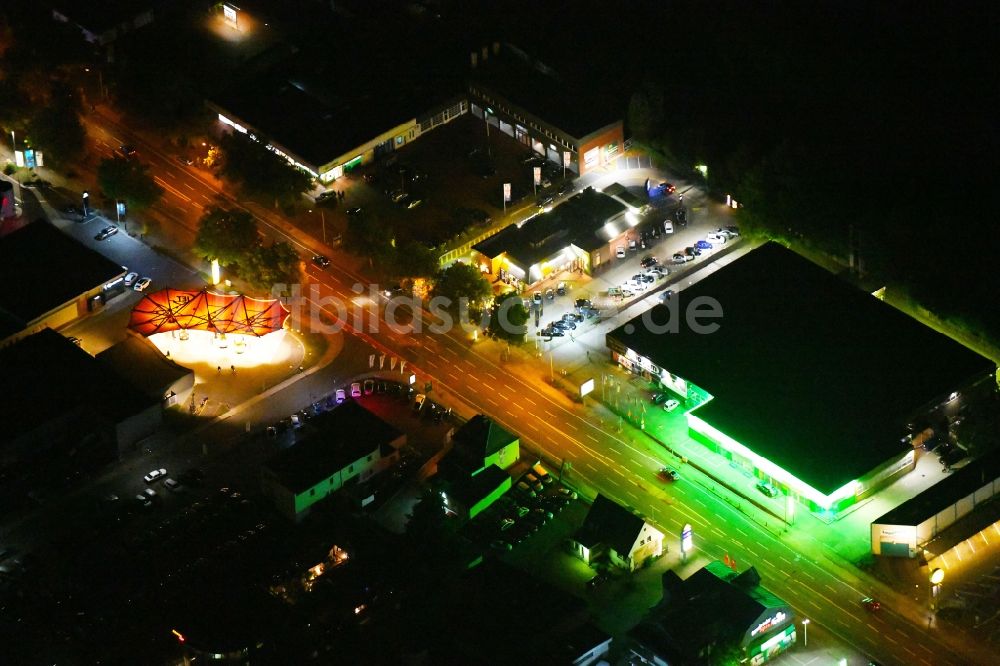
80,110,986,666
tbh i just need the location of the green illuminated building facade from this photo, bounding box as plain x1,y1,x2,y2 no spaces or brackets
608,242,996,516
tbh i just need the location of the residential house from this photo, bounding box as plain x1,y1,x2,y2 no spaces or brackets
571,493,663,571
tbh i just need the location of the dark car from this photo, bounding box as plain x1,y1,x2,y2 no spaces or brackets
553,319,576,331
658,182,676,194
574,298,593,310
658,467,680,481
346,207,363,216
651,392,669,405
119,144,137,158
587,574,609,590
562,313,584,323
312,255,331,269
861,597,881,612
542,326,564,338
557,180,575,195
537,194,555,208
755,481,779,498
686,246,701,257
640,255,658,268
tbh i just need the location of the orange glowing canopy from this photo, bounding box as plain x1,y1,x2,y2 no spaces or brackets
128,288,290,337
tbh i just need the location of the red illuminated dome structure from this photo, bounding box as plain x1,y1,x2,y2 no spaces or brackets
128,288,291,368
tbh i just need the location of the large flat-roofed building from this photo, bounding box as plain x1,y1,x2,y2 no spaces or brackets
0,329,161,515
467,42,624,175
607,242,997,514
50,0,158,45
471,187,629,287
0,221,127,346
261,401,404,521
207,53,468,182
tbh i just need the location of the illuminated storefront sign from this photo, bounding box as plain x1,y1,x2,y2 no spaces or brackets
751,611,786,637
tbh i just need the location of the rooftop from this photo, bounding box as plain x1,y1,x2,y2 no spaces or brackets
574,493,645,555
263,401,402,494
609,242,996,496
0,221,125,335
473,187,626,269
210,49,462,169
51,0,159,34
447,464,510,508
451,414,518,463
632,562,790,659
469,42,622,139
96,332,192,401
0,329,152,445
875,445,1000,527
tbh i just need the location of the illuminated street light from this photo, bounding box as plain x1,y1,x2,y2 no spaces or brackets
801,618,810,647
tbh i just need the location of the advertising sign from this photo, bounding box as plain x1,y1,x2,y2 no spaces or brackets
563,151,571,167
681,523,693,553
503,183,511,202
579,378,595,397
533,166,541,185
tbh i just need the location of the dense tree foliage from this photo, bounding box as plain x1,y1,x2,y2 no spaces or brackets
431,262,493,312
193,207,260,268
243,242,302,291
96,156,163,212
25,83,86,166
217,131,313,206
486,291,529,343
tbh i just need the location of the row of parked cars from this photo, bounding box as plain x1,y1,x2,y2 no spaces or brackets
490,464,576,551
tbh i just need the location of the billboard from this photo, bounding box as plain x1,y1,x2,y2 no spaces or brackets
580,378,595,397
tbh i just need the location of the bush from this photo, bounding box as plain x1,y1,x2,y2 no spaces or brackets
3,163,15,175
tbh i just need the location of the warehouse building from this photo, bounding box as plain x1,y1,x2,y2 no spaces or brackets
871,446,1000,557
607,242,996,515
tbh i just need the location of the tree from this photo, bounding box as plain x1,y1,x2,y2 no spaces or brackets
96,156,163,212
431,262,492,313
392,241,440,280
627,82,665,141
217,131,312,205
405,487,449,540
243,242,302,291
192,207,260,268
486,291,529,343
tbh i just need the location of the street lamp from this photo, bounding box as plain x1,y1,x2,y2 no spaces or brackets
930,568,944,610
82,190,90,217
801,618,810,647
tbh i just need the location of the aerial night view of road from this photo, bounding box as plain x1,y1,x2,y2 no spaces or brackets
1,1,997,665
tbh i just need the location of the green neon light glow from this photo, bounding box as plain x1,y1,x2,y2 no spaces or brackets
687,411,856,510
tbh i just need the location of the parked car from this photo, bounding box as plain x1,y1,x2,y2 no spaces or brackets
119,144,137,158
695,240,713,250
407,198,423,209
664,220,674,233
124,271,139,286
94,226,119,241
143,468,167,483
524,473,544,492
707,233,728,245
351,382,362,398
557,180,575,195
861,597,881,612
640,255,658,268
531,463,553,484
499,518,515,531
532,292,543,305
556,281,567,295
515,481,537,498
164,478,181,491
545,288,555,300
142,488,157,500
673,253,692,263
652,392,669,405
686,246,701,257
628,239,638,252
616,246,626,259
663,399,681,412
557,487,578,499
574,298,593,310
133,277,151,292
316,190,338,204
363,379,375,395
562,312,584,323
336,388,346,403
755,481,779,498
312,255,331,268
587,574,609,590
724,225,740,236
346,207,363,216
541,326,564,338
412,394,426,413
658,182,676,194
657,291,675,304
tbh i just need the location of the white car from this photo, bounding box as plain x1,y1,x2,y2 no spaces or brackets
124,271,139,286
664,221,674,233
134,277,152,292
663,399,681,412
335,388,346,403
706,234,728,245
143,468,167,483
672,253,692,264
616,246,626,259
351,382,362,398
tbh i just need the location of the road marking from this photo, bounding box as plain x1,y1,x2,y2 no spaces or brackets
183,182,195,191
485,372,498,381
883,634,897,645
523,396,537,407
153,177,192,203
585,433,599,443
485,397,499,407
610,467,626,478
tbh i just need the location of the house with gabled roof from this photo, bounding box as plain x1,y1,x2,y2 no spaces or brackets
571,494,663,571
448,414,520,476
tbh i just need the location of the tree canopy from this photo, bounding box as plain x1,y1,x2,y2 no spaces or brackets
96,157,164,212
25,83,85,166
217,131,313,205
486,291,529,343
193,207,260,268
243,242,302,291
431,262,493,313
